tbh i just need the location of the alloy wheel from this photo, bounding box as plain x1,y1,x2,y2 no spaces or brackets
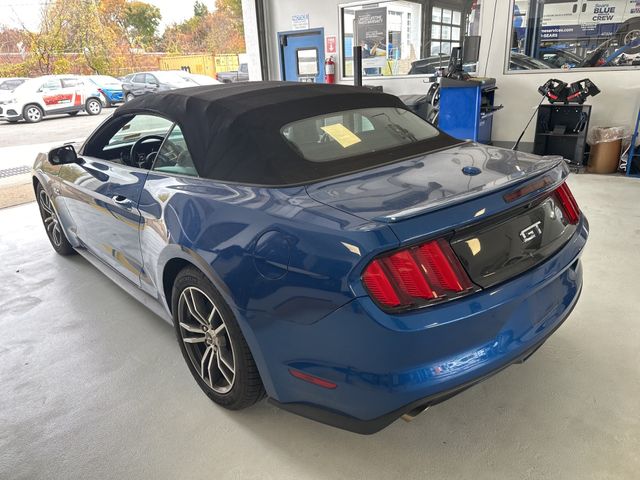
38,189,63,247
87,100,101,114
177,286,236,394
26,106,41,122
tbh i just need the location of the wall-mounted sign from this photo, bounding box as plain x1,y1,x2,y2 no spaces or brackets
291,13,310,31
326,36,337,54
354,7,388,68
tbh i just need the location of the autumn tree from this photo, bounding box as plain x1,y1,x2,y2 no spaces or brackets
161,0,245,55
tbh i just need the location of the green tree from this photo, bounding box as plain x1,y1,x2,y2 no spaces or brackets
193,1,209,17
125,1,161,50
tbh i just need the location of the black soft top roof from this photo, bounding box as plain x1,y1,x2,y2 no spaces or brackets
115,81,457,186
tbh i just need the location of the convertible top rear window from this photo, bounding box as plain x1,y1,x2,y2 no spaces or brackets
282,108,440,163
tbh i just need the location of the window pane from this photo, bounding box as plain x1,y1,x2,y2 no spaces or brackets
153,125,198,177
442,9,452,24
508,0,640,71
452,11,461,25
41,79,61,90
432,7,441,22
281,107,439,163
452,26,461,41
442,25,451,40
297,48,318,76
430,41,441,55
107,115,172,148
441,42,452,55
431,24,441,40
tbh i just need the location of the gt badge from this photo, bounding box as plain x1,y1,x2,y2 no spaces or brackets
520,221,542,243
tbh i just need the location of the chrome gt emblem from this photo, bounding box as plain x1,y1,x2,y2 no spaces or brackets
520,221,542,243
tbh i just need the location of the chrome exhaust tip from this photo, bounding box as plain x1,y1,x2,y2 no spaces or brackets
401,404,430,422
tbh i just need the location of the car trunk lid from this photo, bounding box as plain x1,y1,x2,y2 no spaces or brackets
307,143,579,298
306,143,563,225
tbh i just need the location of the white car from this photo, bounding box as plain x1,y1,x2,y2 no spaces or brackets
0,75,103,123
177,72,222,86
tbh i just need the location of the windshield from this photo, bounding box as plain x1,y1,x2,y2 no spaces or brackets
282,107,440,162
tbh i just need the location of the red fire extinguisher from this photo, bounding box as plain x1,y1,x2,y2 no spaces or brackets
325,56,335,84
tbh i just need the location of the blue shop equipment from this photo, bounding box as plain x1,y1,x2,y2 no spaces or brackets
438,77,502,144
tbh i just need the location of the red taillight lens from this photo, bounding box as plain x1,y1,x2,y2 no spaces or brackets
362,238,475,311
555,182,580,224
362,259,401,307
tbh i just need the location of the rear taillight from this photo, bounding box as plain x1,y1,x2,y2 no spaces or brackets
362,238,476,311
554,182,580,224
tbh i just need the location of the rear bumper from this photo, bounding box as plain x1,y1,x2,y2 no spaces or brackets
262,218,588,433
104,90,123,102
271,282,582,434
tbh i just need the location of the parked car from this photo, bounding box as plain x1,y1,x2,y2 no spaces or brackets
215,63,249,83
0,75,102,123
537,47,584,69
86,74,124,107
33,83,587,433
409,52,550,75
122,70,197,102
0,77,27,91
177,72,222,86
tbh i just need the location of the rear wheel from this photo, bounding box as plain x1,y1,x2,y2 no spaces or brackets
85,98,102,116
171,266,265,409
125,93,135,102
23,104,43,123
36,184,75,256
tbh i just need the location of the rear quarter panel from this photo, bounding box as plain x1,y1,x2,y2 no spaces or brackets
137,172,399,323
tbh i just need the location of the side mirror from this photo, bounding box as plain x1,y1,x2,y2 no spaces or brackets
49,145,79,165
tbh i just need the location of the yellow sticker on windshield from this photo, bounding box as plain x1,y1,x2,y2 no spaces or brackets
321,123,362,149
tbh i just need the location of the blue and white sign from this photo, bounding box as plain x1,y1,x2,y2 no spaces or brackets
292,13,310,31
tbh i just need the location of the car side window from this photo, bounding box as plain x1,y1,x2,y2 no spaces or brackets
84,114,173,168
145,74,158,85
152,125,198,177
61,78,81,88
40,79,61,91
133,73,145,83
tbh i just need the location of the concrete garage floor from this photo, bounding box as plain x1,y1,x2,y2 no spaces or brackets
1,174,638,480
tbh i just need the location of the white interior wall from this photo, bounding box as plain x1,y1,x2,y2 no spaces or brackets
252,0,640,142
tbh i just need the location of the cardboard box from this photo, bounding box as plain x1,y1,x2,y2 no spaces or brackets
588,139,621,174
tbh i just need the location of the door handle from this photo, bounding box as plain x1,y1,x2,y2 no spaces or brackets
112,195,132,207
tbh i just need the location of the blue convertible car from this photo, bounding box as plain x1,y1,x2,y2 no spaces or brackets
33,82,587,433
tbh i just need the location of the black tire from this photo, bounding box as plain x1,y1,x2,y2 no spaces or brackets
85,97,102,116
36,183,75,256
125,93,135,103
171,266,265,409
67,111,79,116
23,104,43,123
